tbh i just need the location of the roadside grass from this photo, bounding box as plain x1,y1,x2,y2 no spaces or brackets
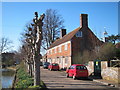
15,62,46,89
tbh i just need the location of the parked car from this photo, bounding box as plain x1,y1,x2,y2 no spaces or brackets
43,62,50,69
48,63,59,71
40,61,43,66
66,64,88,80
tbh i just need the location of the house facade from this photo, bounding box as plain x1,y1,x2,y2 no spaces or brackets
47,14,103,69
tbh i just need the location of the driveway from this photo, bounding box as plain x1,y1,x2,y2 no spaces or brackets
40,67,118,90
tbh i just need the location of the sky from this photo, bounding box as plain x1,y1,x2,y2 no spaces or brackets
1,2,119,53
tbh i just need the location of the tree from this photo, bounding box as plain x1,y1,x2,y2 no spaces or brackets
20,12,45,86
96,42,116,60
42,9,64,50
2,52,15,67
0,37,13,53
106,34,120,44
116,48,120,59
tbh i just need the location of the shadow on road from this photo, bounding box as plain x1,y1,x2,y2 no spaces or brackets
41,88,119,90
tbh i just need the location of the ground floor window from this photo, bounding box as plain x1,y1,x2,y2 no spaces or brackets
65,57,68,64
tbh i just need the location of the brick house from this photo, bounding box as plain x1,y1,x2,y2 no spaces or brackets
47,14,103,69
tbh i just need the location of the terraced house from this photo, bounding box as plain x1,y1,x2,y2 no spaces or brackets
47,14,103,69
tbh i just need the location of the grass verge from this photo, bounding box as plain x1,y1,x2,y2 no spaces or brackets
15,62,46,89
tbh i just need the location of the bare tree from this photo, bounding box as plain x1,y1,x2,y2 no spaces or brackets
0,37,13,53
19,12,45,86
42,9,64,50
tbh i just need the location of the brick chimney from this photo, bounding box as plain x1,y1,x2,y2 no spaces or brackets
60,29,66,38
80,14,88,27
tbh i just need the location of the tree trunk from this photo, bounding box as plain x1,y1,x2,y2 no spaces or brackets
34,53,40,86
29,63,33,77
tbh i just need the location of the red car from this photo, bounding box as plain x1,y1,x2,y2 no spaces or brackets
66,64,88,80
48,63,59,71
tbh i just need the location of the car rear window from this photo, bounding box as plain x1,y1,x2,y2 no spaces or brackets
76,66,87,70
69,66,75,69
52,63,58,66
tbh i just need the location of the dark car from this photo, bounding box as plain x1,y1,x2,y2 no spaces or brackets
43,62,50,69
48,63,59,71
66,64,88,80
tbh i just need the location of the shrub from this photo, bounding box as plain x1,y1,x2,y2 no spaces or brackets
15,64,33,88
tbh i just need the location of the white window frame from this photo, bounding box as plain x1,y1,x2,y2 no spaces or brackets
55,47,57,53
64,44,68,50
65,57,67,64
59,46,61,52
76,31,82,37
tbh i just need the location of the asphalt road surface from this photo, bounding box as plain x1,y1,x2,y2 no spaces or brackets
40,66,119,90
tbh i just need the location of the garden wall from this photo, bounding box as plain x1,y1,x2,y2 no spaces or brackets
87,60,120,83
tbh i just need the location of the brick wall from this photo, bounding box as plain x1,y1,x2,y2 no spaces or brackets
47,41,71,59
47,41,71,69
71,27,103,64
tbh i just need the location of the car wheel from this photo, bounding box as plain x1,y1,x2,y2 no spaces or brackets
66,73,69,78
73,75,76,80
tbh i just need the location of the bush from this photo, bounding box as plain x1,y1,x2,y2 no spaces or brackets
15,64,33,88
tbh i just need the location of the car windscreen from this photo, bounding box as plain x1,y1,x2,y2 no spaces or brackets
76,66,87,70
52,64,58,66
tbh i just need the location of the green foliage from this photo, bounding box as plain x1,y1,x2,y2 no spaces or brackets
92,42,120,61
28,85,41,88
116,48,120,59
15,63,33,88
2,53,15,67
15,62,46,89
96,42,117,60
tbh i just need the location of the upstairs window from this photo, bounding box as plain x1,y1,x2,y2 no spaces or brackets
50,50,52,54
55,48,57,53
76,31,82,37
64,44,68,50
59,46,61,52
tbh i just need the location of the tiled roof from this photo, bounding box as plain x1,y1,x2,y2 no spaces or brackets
49,27,81,49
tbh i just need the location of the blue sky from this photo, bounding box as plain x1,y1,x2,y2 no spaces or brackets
2,2,119,52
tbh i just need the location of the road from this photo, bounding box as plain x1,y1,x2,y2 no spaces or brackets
40,67,119,90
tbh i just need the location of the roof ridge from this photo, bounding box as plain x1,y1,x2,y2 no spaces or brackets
49,27,81,49
62,27,80,38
